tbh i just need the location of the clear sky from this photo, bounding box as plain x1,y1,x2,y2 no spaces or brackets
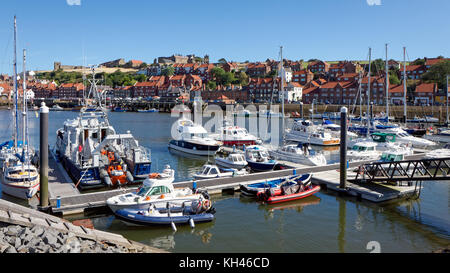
0,0,449,74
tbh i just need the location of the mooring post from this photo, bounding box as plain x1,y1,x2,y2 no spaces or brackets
39,102,49,208
340,106,347,189
300,102,303,119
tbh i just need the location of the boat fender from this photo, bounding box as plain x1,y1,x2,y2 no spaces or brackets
189,218,195,229
126,171,134,182
145,196,151,201
149,173,160,178
103,175,113,187
171,221,177,232
159,194,165,199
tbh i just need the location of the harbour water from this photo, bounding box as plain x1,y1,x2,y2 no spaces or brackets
0,109,449,252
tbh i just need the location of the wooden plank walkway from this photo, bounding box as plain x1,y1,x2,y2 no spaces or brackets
312,170,420,202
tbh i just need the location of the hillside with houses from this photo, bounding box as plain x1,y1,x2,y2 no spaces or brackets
0,54,449,106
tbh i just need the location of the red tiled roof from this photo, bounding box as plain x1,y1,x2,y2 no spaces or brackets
415,83,436,93
303,86,319,94
389,83,405,93
425,58,449,66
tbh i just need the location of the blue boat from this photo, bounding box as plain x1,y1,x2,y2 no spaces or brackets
113,107,127,112
114,202,215,227
244,145,277,172
239,173,312,197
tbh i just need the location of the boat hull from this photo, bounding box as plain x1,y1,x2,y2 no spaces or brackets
114,209,215,226
266,185,320,204
240,173,312,197
247,160,276,172
60,155,103,189
168,140,220,156
1,179,39,199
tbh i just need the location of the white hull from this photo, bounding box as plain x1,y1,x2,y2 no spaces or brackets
424,134,450,144
107,195,201,213
285,133,339,146
214,158,248,170
268,150,327,166
1,179,39,199
168,143,217,156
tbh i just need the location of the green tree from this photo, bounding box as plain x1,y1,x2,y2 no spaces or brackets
389,71,401,85
207,81,217,90
422,60,450,89
366,58,385,75
235,71,249,86
161,66,175,77
412,58,425,66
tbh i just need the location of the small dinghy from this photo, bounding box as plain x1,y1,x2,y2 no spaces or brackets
240,173,312,197
256,175,320,204
114,199,215,228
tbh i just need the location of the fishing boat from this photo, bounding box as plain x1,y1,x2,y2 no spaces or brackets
244,145,277,172
214,149,248,170
106,168,207,213
168,117,222,156
256,174,320,204
210,120,262,147
284,119,340,146
55,68,152,189
113,200,215,227
193,163,248,180
240,173,312,197
268,143,327,166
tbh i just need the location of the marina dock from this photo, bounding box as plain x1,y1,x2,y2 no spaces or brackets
47,148,427,215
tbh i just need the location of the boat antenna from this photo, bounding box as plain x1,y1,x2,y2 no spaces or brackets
22,49,28,169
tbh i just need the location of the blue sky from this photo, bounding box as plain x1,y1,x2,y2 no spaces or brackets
0,0,449,74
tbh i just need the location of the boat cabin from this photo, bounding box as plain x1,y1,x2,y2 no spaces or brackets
380,152,404,162
371,132,396,143
136,177,174,198
351,142,377,152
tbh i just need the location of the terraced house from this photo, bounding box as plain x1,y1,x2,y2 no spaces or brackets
307,60,329,73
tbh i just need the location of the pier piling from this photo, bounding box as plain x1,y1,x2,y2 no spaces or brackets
39,102,49,209
340,106,347,189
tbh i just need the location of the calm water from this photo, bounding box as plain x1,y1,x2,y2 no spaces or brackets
0,109,449,253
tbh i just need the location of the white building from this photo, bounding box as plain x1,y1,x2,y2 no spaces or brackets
283,82,303,102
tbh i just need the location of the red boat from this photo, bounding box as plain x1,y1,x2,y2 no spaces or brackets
257,183,320,204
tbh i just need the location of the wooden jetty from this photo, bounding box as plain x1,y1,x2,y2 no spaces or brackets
46,147,427,215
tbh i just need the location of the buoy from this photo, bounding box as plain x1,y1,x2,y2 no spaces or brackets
171,221,177,232
189,218,195,229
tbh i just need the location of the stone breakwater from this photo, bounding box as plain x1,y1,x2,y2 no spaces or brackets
0,224,143,253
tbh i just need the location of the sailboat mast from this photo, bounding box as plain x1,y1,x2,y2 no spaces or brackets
403,47,407,124
385,43,389,121
367,47,372,138
13,16,19,150
280,46,285,132
22,49,27,165
446,74,449,124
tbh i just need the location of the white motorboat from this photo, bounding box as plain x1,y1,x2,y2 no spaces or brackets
424,128,450,144
106,165,206,213
376,126,436,148
193,163,248,180
214,150,248,170
424,143,450,159
168,117,222,156
285,119,340,146
268,143,327,166
210,119,262,147
347,141,382,162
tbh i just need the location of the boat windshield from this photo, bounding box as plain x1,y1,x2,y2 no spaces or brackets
136,185,151,197
352,146,366,151
202,167,210,175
